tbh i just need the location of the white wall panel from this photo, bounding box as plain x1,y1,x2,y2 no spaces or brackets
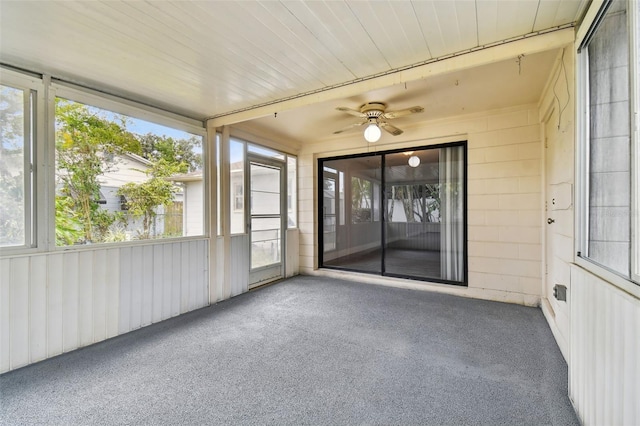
161,244,173,320
47,254,64,356
119,247,132,334
0,239,209,374
142,245,154,327
152,244,164,323
62,252,79,353
181,241,191,312
29,255,47,363
198,240,208,307
0,258,11,372
215,237,225,303
286,229,300,278
78,250,94,347
230,235,249,297
105,248,120,339
130,246,143,330
570,265,640,426
9,257,29,369
92,250,107,343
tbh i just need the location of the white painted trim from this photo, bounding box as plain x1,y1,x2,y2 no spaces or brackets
541,297,568,361
307,269,541,307
225,124,301,156
51,82,205,136
574,46,589,266
575,0,608,48
207,130,217,305
0,67,42,89
630,0,640,284
1,236,210,261
573,0,640,292
574,257,640,300
0,69,45,255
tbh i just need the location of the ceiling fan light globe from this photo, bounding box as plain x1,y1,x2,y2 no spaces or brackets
408,155,420,168
364,123,381,142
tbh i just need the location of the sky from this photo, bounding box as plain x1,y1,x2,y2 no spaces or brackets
126,117,195,141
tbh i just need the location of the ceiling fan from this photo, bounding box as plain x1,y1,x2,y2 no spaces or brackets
333,102,424,142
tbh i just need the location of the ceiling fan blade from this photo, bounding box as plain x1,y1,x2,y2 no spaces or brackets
333,120,367,134
379,122,403,136
382,106,424,119
336,106,366,118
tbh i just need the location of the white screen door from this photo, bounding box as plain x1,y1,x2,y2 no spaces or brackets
249,159,284,287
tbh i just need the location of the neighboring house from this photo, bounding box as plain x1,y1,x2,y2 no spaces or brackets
98,152,152,213
169,170,202,237
97,152,183,239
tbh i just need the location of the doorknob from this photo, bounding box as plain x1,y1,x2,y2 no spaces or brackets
547,218,555,224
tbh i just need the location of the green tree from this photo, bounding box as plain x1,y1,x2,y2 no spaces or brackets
54,196,84,246
138,133,202,173
0,84,26,246
117,159,181,239
55,99,140,243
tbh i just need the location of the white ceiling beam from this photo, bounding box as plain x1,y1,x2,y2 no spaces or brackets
207,27,574,130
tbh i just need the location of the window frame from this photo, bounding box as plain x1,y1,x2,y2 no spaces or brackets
0,68,44,255
631,0,640,284
575,0,640,295
287,155,297,229
50,82,208,250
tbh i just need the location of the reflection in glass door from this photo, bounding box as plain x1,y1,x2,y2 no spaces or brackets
319,144,466,285
321,156,382,274
249,160,283,286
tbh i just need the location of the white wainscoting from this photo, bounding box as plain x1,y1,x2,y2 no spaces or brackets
229,235,249,297
286,229,299,278
570,265,640,426
0,239,209,374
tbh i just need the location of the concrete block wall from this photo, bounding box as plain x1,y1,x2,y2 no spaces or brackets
298,103,543,306
538,47,575,360
466,114,543,305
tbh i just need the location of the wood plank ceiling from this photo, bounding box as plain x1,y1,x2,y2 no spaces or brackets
0,1,586,122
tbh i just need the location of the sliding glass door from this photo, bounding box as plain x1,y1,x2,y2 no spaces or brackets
322,156,382,274
319,143,466,285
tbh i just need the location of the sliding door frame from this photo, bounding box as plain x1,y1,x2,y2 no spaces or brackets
317,141,468,286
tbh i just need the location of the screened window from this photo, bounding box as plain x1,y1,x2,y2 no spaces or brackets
287,156,297,228
579,0,639,284
0,82,34,248
216,133,222,236
319,143,466,284
54,97,204,245
229,139,245,234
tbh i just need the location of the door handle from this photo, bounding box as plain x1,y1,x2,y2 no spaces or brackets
547,218,555,224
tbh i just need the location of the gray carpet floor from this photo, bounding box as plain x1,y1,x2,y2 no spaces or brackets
0,276,578,425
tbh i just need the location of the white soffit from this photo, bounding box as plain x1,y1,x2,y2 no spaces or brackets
0,1,587,121
233,48,562,145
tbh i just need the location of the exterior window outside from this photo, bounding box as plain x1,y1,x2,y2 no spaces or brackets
54,98,204,245
229,139,245,234
0,83,33,249
581,0,638,283
216,133,221,236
